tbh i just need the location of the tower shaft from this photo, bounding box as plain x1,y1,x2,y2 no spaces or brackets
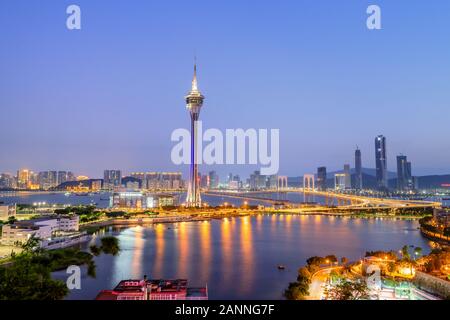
185,64,204,207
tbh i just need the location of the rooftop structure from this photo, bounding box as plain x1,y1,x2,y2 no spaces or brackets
96,278,208,301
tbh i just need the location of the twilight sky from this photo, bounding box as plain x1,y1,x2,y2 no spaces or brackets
1,0,449,179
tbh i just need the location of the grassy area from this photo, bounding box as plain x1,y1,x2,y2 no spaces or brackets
0,245,23,263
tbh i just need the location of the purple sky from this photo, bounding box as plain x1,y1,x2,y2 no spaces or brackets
1,0,450,179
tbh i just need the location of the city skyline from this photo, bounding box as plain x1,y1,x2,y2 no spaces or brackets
0,131,444,181
1,1,450,178
2,0,450,305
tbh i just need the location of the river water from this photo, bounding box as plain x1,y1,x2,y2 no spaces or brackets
52,215,432,300
0,192,435,300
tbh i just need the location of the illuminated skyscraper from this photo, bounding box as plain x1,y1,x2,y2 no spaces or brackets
343,164,351,190
208,171,219,189
104,170,122,190
317,167,327,191
375,135,388,190
354,148,362,190
397,155,413,191
185,63,204,207
17,169,31,189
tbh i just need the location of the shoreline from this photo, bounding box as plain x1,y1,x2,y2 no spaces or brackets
78,211,427,233
420,228,450,245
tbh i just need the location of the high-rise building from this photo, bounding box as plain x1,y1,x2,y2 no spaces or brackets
208,171,219,189
406,162,414,190
267,175,278,189
334,174,346,191
38,171,58,190
0,173,16,189
317,167,327,191
130,172,183,190
397,155,413,191
67,171,76,182
233,175,242,189
344,165,351,189
375,135,388,190
185,63,204,207
16,169,31,189
343,164,351,190
354,148,362,190
57,171,69,185
104,170,122,189
200,174,209,189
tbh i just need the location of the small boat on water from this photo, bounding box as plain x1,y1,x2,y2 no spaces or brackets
277,265,286,270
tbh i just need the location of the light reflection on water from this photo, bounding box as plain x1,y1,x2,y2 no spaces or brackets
52,214,432,300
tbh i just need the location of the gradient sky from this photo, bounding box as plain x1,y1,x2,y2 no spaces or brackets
1,0,449,179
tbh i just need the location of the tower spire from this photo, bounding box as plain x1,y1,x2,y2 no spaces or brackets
192,59,198,92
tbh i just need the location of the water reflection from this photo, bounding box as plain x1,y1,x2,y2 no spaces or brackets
153,223,165,276
131,226,144,278
177,222,189,277
239,216,254,295
200,221,211,283
221,218,233,290
54,215,432,300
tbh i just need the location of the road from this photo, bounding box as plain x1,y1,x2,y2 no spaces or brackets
306,266,342,300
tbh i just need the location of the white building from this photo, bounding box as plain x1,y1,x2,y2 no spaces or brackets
57,215,79,232
33,218,59,233
0,204,16,221
1,223,52,246
0,215,80,246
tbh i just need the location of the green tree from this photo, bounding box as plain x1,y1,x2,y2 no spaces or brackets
21,235,43,254
284,282,309,300
297,267,311,281
7,216,17,225
325,255,338,264
327,280,370,300
285,267,312,300
100,236,120,256
0,254,68,300
306,256,325,266
90,245,101,256
401,245,411,260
